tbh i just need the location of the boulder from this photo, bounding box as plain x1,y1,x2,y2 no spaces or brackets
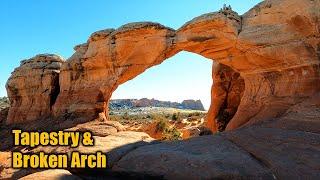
113,135,273,179
79,131,154,167
31,131,154,168
66,120,118,137
20,169,80,180
224,126,320,179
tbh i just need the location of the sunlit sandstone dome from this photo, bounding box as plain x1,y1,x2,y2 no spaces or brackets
5,0,320,133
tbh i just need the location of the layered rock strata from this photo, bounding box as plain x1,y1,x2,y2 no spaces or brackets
6,54,64,124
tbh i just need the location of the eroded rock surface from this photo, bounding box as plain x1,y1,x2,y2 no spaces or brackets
112,125,320,179
113,135,274,179
225,126,320,179
206,63,245,132
6,54,64,124
225,0,320,130
30,131,154,168
20,169,80,180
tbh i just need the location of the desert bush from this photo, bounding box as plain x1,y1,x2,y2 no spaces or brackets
155,118,181,141
188,112,201,117
156,118,168,133
109,115,119,121
162,127,181,141
165,113,171,118
171,112,181,121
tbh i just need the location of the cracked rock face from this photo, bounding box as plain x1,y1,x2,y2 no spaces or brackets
206,63,245,132
225,0,320,130
6,54,64,124
6,0,320,132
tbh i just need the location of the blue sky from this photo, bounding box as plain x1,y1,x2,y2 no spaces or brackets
0,0,261,109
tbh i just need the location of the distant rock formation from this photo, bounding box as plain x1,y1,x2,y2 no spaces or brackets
181,100,205,111
109,98,205,111
0,97,9,124
0,97,9,110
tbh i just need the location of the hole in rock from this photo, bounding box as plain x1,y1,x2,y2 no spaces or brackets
109,51,213,140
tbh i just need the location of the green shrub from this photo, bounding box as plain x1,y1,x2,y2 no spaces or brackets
188,112,201,117
171,112,181,121
155,118,181,141
162,127,181,141
156,119,167,133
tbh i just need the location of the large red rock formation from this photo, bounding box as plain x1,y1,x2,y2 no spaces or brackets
225,0,320,130
6,0,320,133
6,54,64,124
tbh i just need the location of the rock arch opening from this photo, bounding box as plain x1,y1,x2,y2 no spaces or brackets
110,51,213,110
108,51,245,133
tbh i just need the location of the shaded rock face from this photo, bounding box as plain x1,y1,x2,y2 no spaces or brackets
6,54,64,124
0,97,10,124
0,108,9,125
6,0,320,132
225,0,320,130
20,169,80,180
206,63,245,132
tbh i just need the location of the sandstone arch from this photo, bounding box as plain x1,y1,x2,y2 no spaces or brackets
50,8,245,132
6,0,320,133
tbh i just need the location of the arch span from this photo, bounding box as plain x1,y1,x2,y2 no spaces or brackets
51,9,245,132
